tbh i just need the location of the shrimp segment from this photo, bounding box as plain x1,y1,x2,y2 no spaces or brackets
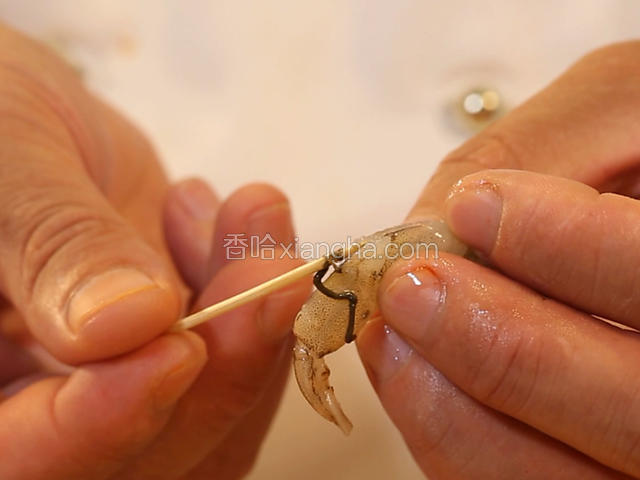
293,219,468,433
293,341,353,434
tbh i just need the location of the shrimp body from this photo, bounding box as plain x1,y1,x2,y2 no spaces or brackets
293,219,468,434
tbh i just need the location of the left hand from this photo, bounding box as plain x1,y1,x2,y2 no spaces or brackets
0,24,310,479
2,178,310,480
358,41,640,480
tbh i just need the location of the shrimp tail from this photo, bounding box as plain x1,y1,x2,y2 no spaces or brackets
293,339,353,435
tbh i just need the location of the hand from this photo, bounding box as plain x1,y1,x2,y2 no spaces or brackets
0,24,309,479
122,181,308,479
358,41,640,479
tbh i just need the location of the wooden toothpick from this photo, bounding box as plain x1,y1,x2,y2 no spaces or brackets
170,243,360,332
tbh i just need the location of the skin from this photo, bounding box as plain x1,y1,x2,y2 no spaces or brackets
0,24,309,479
357,41,640,479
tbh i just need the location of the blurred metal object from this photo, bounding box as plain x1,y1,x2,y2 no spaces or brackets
456,87,505,132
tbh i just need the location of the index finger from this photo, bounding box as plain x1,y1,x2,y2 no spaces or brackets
409,41,640,220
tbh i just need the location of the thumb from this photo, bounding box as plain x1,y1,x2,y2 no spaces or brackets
0,156,181,363
0,28,183,364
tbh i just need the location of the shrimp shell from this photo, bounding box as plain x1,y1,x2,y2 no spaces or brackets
293,219,468,434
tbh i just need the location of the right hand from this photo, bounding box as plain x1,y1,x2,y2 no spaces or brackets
358,41,640,479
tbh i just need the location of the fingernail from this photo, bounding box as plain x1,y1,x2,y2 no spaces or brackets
67,268,159,333
174,180,218,221
247,202,293,245
153,333,205,412
445,184,502,254
380,268,443,341
361,319,413,383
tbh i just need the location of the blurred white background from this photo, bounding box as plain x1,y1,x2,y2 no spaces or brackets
1,1,638,478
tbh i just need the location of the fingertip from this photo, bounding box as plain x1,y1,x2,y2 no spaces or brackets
175,330,208,375
228,182,289,207
257,265,312,342
377,259,446,352
162,329,208,365
164,177,219,290
210,183,294,274
167,178,220,222
193,256,311,360
247,201,293,244
357,317,413,388
151,331,207,412
221,183,291,231
444,177,502,255
355,315,384,358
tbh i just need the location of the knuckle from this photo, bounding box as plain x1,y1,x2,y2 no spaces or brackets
614,427,640,477
17,198,120,302
410,414,456,462
439,130,525,175
389,364,486,479
73,422,152,472
596,375,640,476
388,363,460,458
578,41,640,70
619,430,640,477
502,199,586,289
49,381,155,474
411,126,528,217
180,365,267,433
0,60,89,158
210,376,263,421
398,389,457,459
569,41,640,97
466,325,545,415
587,194,640,321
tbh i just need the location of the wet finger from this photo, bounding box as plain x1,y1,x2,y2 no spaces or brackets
358,319,629,480
446,169,640,329
378,254,640,477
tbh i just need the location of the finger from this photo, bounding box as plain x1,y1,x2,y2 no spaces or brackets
208,183,294,276
378,254,640,477
358,319,629,480
0,335,38,388
446,169,640,329
408,41,640,220
0,41,182,364
1,25,177,258
186,340,292,480
0,151,181,364
0,334,39,385
134,183,298,478
2,372,57,397
0,331,206,480
123,257,310,478
164,178,220,291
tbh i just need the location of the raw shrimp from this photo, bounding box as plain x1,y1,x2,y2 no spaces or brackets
292,219,468,434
